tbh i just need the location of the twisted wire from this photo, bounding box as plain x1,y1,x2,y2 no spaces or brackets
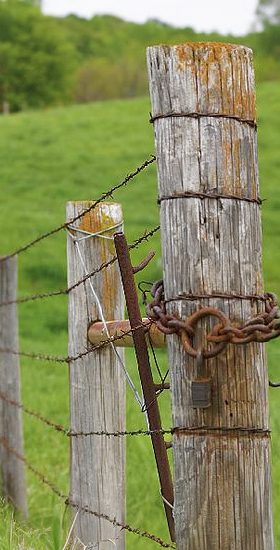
0,225,160,308
1,155,156,262
0,320,154,364
0,437,175,549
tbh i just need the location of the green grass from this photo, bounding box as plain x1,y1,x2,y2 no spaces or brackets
0,82,280,548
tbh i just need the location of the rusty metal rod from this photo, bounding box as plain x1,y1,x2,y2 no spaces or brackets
88,319,166,348
114,232,175,542
154,383,170,391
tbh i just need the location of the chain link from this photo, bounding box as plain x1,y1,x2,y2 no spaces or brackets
146,281,280,359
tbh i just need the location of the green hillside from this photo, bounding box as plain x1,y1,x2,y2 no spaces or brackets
0,82,280,548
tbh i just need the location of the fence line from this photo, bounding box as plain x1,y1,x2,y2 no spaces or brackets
0,156,169,546
1,155,156,263
0,437,175,549
0,320,154,364
0,225,160,308
0,390,172,438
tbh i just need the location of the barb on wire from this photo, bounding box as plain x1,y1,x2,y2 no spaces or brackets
0,319,154,364
0,392,68,435
0,437,175,549
0,347,68,363
0,225,160,308
0,388,169,437
0,392,271,440
1,155,156,262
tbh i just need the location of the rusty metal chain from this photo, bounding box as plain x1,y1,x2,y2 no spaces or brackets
146,281,280,360
0,437,175,549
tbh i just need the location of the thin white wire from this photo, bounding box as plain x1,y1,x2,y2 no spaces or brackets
61,510,79,550
67,222,122,241
68,228,146,415
160,490,174,516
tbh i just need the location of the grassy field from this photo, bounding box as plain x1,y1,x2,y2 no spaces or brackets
0,80,280,549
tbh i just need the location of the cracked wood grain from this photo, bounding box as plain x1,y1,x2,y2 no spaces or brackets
147,42,274,550
0,256,27,517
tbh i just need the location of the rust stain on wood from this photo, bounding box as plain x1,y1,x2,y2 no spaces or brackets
77,202,119,319
173,42,256,120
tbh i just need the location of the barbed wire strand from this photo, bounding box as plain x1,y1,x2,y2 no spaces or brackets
1,155,156,263
0,437,175,549
0,389,170,437
0,319,154,364
0,391,271,439
0,225,160,308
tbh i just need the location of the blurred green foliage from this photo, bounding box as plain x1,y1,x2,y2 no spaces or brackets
256,0,280,26
0,2,74,111
0,3,279,111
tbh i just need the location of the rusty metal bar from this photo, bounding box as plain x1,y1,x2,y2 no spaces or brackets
154,383,170,391
114,232,175,542
88,319,166,348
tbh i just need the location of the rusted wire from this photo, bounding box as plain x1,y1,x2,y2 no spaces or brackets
0,155,156,263
0,347,68,363
0,225,160,308
0,320,153,364
0,392,273,440
150,110,257,129
0,392,69,435
0,437,175,549
158,191,262,205
165,292,269,303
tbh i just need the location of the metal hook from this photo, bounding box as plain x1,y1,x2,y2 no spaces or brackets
132,250,156,274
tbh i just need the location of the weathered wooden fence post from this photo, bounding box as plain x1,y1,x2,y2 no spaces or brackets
147,42,274,548
67,202,125,548
0,256,27,517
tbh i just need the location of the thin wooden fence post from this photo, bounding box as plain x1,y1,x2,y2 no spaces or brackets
147,43,274,549
0,256,27,517
67,202,125,548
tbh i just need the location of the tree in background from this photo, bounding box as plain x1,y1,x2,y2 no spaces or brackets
256,0,280,25
0,2,74,112
75,56,147,103
0,0,41,6
254,0,280,76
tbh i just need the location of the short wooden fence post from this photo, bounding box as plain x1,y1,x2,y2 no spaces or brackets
0,256,27,517
147,42,274,549
67,202,125,548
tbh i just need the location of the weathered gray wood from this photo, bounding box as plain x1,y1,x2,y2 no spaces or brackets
0,256,27,517
147,42,274,549
67,202,125,548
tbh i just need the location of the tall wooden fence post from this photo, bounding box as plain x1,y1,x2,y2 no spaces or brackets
147,43,274,548
67,202,125,548
0,256,27,517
